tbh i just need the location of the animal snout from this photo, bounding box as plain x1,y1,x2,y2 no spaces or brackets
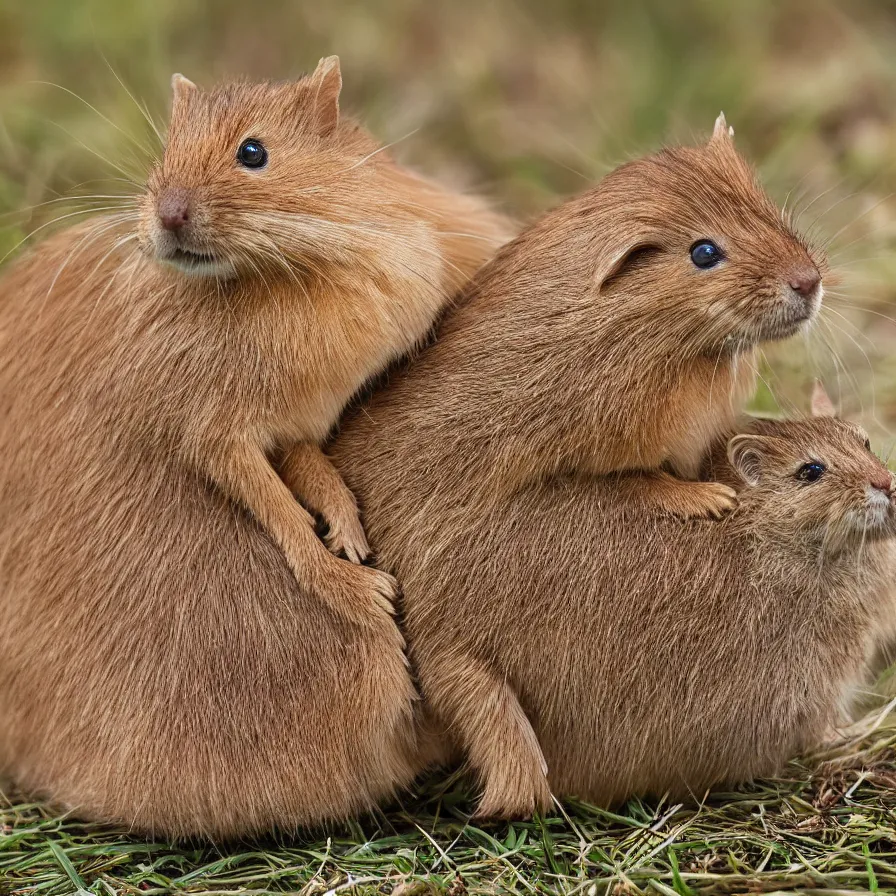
870,469,894,497
157,187,192,232
788,266,821,300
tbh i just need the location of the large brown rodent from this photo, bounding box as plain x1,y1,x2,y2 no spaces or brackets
140,58,511,627
331,123,834,816
335,384,896,815
0,62,509,838
332,116,825,525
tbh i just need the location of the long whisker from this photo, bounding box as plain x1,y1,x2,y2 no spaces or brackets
0,207,138,267
29,80,157,159
98,52,165,149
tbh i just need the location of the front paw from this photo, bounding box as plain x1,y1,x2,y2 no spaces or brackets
669,481,738,520
324,512,371,565
315,556,402,637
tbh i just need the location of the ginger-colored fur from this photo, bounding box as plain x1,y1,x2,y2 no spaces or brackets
0,62,510,838
331,126,835,816
336,390,896,814
133,58,513,628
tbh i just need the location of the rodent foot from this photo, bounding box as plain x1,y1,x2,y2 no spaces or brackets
324,512,371,564
313,557,403,641
474,770,553,820
668,480,738,520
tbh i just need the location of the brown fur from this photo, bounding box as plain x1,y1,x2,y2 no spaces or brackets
0,62,510,838
135,58,513,627
335,392,896,815
330,127,835,816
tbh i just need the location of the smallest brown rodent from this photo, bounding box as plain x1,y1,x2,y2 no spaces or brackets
341,385,896,816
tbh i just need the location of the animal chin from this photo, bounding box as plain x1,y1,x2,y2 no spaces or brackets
162,247,236,279
750,295,819,344
844,498,895,539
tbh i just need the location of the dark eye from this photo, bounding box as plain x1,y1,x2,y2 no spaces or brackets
690,240,725,269
864,438,872,451
796,461,826,483
237,138,268,169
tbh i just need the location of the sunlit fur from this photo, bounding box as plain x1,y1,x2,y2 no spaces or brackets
335,120,829,545
334,381,896,816
0,61,511,839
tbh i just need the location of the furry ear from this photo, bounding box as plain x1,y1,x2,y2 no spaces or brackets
810,380,837,418
171,73,198,104
307,56,342,136
710,111,735,145
595,234,665,290
727,435,769,486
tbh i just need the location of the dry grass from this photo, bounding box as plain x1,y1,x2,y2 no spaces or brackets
3,711,896,894
2,1,896,893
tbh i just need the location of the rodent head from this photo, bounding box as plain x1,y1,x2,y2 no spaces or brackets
727,383,895,551
138,57,383,280
593,114,825,354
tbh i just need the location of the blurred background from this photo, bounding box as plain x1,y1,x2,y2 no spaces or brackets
2,0,896,445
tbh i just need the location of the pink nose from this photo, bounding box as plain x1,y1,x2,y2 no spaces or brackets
870,470,894,495
157,187,191,232
789,267,821,298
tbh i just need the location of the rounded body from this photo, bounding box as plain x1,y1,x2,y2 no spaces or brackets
0,228,420,839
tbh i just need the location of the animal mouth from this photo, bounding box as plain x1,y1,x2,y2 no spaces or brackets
754,285,823,343
170,247,218,268
163,246,234,278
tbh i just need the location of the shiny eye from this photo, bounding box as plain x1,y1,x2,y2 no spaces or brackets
237,138,267,169
796,461,826,482
690,240,725,269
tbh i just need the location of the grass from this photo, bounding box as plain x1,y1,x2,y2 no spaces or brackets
4,0,896,892
3,708,896,895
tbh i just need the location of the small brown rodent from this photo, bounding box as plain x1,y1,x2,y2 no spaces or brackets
330,126,831,815
337,115,825,527
136,58,511,627
0,61,509,838
334,386,896,816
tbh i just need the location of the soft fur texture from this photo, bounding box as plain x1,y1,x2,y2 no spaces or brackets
331,125,836,816
0,62,509,838
134,58,513,627
336,396,896,816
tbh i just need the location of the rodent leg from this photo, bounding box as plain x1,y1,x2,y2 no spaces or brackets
615,469,737,520
206,440,398,630
422,655,551,819
279,442,370,564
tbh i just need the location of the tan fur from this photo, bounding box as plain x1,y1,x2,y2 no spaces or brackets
335,389,896,814
330,129,834,815
0,63,510,838
132,57,514,627
336,119,826,525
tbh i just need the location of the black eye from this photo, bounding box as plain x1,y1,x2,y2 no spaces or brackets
690,240,725,269
796,461,826,483
237,138,267,169
864,438,872,451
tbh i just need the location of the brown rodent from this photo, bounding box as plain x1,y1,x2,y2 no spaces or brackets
138,58,511,627
0,61,509,838
334,115,825,526
330,125,832,815
334,382,896,816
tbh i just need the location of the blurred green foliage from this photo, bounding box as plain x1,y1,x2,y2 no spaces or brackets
2,0,896,434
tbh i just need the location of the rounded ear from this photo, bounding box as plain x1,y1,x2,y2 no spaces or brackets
596,240,659,288
595,227,666,290
810,380,837,418
727,434,769,486
710,111,735,146
307,55,342,136
171,73,198,104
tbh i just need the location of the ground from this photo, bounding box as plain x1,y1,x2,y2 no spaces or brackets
2,1,896,893
3,708,896,895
